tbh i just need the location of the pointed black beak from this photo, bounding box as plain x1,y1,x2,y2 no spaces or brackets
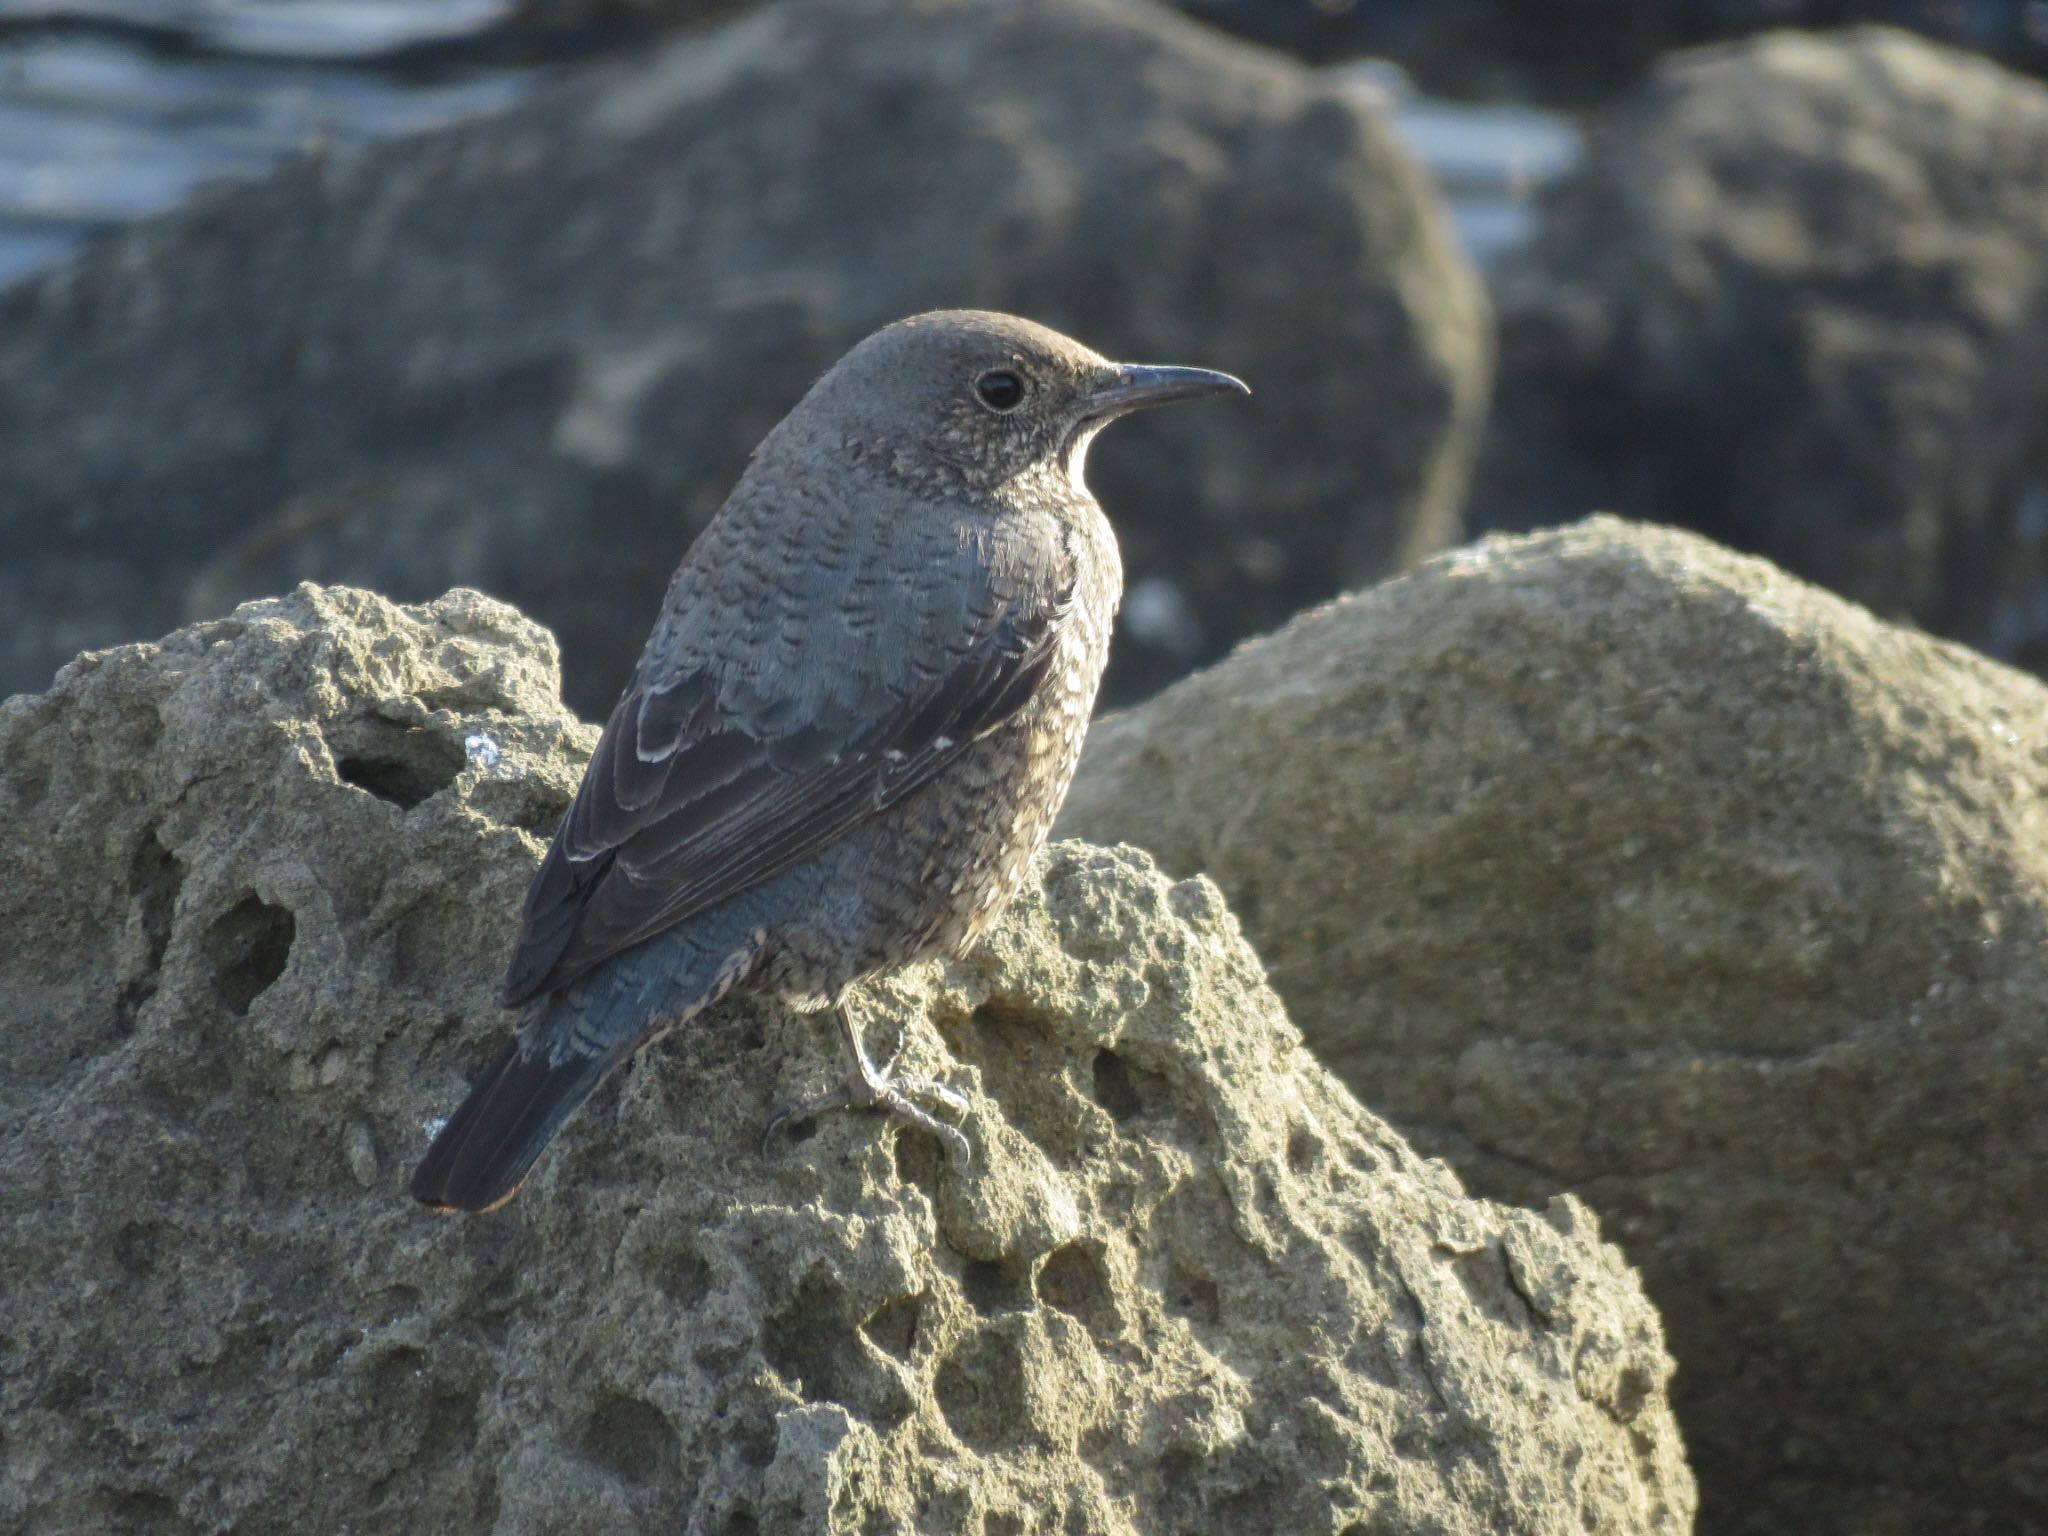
1082,363,1250,421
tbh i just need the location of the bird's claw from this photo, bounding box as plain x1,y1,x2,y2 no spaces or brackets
763,1002,973,1167
763,1072,972,1166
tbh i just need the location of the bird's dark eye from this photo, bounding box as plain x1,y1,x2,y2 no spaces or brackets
974,370,1026,412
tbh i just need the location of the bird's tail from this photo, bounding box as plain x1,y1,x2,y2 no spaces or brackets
409,1037,634,1213
410,921,765,1213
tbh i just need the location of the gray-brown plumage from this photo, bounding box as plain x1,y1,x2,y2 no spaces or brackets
411,310,1246,1213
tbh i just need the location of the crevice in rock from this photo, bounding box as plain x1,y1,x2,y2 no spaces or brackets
116,829,183,1030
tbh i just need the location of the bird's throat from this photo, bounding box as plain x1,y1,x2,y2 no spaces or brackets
1064,421,1106,499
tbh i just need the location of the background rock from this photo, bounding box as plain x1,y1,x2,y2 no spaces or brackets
0,585,1693,1534
1468,27,2048,674
0,0,1487,715
1059,516,2048,1535
1167,0,2048,101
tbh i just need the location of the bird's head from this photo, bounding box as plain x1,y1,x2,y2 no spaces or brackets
770,309,1248,497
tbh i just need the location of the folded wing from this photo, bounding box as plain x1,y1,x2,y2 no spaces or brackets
502,529,1073,1007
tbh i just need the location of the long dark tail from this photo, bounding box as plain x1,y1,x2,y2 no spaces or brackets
409,1039,632,1213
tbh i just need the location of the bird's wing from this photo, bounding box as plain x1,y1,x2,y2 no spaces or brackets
502,518,1075,1007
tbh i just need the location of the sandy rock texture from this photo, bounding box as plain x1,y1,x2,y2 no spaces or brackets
0,585,1690,1534
0,0,1486,714
1060,516,2048,1536
1470,28,2048,673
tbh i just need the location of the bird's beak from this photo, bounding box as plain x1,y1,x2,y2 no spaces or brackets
1082,363,1250,420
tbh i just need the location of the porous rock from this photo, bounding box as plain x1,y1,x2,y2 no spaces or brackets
0,0,1487,713
0,585,1689,1534
1469,28,2048,673
1060,516,2048,1535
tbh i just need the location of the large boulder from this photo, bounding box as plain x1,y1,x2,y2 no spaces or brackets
1170,1,2048,102
1059,517,2048,1535
1469,28,2048,674
0,0,1488,715
0,586,1691,1534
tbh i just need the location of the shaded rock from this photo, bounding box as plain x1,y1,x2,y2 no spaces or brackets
1469,28,2048,673
1171,1,2048,102
0,585,1691,1534
0,0,1487,715
1060,516,2048,1536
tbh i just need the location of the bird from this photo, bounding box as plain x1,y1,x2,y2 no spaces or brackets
409,309,1247,1213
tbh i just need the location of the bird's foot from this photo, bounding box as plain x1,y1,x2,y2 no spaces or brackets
764,1004,971,1166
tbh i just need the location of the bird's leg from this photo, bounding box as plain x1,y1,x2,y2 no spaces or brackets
764,1000,971,1166
873,1018,907,1078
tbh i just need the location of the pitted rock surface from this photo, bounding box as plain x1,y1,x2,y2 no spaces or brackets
1063,516,2048,1536
0,585,1689,1534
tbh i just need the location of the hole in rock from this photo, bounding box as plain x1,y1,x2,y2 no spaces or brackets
1089,1048,1164,1125
764,1274,853,1402
861,1293,923,1360
934,1326,1032,1452
645,1246,711,1308
331,718,466,809
1287,1121,1324,1172
202,896,295,1015
734,1421,777,1469
1035,1242,1116,1339
111,1220,162,1279
960,1258,1029,1314
576,1392,679,1486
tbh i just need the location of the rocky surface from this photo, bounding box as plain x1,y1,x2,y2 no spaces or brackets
1469,27,2048,674
1172,1,2048,101
0,0,1487,715
1060,516,2048,1535
0,585,1691,1534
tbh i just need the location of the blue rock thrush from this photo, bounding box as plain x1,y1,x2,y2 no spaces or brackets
410,310,1247,1212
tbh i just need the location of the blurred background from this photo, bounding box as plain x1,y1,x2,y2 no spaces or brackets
7,0,2043,720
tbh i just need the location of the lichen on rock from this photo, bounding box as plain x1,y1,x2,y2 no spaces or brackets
0,585,1691,1534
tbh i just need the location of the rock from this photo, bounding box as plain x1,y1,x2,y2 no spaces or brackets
1059,516,2048,1535
0,585,1691,1534
1468,28,2048,675
0,0,1487,716
1170,1,2048,103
